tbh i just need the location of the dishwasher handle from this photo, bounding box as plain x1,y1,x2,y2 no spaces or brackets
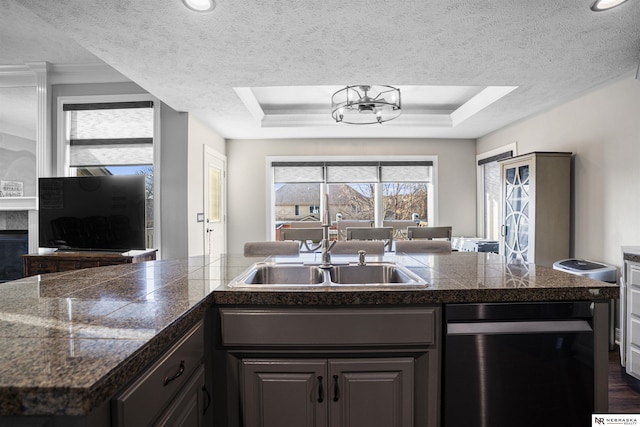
447,319,592,335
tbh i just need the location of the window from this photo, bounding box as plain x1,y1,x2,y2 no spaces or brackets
271,159,434,236
61,100,156,248
477,148,514,240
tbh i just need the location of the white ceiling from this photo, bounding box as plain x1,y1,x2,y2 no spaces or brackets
2,0,640,140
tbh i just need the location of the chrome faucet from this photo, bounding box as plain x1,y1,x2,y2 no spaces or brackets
320,193,336,268
358,250,367,266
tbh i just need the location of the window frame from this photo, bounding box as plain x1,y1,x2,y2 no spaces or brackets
56,93,161,255
266,155,438,241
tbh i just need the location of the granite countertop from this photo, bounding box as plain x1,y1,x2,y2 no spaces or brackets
622,246,640,263
0,252,619,417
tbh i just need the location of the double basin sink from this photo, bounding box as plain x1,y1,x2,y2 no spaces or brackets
228,261,427,288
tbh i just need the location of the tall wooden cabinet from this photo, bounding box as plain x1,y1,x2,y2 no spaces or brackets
499,152,572,267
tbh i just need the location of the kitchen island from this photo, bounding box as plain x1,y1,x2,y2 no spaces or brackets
0,251,618,425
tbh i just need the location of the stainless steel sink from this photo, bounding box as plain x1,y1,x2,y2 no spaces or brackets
229,263,325,287
328,263,425,286
228,262,427,288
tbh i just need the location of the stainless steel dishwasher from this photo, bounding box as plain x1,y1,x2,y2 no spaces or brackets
443,301,595,427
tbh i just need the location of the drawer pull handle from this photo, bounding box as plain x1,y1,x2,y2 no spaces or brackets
332,375,340,402
202,384,211,414
163,360,185,386
317,376,324,403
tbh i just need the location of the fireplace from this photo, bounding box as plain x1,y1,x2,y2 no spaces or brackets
0,230,28,282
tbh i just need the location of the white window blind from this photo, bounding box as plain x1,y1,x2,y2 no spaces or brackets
326,163,378,183
380,162,432,182
64,101,154,167
273,161,433,184
273,163,324,183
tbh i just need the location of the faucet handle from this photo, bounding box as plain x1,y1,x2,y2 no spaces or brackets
358,250,367,266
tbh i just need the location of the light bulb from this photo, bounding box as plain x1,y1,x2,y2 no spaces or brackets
182,0,216,12
591,0,629,11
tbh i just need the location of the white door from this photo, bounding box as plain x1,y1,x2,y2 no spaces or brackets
204,147,226,259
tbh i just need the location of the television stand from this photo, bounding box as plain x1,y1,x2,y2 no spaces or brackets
21,249,157,277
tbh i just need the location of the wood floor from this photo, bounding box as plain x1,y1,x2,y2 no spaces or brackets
609,349,640,413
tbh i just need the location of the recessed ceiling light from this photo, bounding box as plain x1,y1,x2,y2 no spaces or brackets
590,0,630,11
182,0,216,12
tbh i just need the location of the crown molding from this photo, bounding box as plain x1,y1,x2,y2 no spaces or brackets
0,65,36,87
0,62,131,87
49,63,131,84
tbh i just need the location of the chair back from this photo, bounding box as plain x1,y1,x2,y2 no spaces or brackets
279,228,324,252
243,241,300,257
406,226,452,240
346,227,394,251
383,220,417,240
331,241,385,255
336,220,373,240
289,221,322,228
395,240,452,254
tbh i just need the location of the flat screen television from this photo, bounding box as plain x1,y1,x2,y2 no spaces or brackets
38,175,146,252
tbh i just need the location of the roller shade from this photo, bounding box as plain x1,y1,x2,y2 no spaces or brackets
273,162,324,183
273,161,433,184
380,161,432,182
69,140,154,167
326,162,378,183
65,101,154,167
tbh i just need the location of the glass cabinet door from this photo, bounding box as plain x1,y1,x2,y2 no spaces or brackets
503,163,530,262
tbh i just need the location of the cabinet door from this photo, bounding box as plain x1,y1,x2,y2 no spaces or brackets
329,358,414,427
242,359,327,427
502,159,531,263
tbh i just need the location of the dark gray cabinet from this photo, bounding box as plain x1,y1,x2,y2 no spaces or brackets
329,358,414,427
155,365,207,427
216,307,439,427
112,321,207,427
242,357,413,427
242,359,327,427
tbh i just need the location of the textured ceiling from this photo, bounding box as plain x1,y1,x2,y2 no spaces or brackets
4,0,640,139
0,0,101,65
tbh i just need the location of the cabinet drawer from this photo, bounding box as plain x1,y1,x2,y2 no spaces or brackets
27,260,59,275
112,321,205,427
220,307,437,347
630,287,640,317
629,263,640,287
58,260,100,271
99,260,129,266
630,316,640,347
628,345,640,380
154,365,206,427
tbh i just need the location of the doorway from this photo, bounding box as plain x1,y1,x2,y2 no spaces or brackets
203,147,226,259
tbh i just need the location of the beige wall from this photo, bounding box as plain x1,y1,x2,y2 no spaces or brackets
478,75,640,268
187,114,226,256
226,138,477,254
